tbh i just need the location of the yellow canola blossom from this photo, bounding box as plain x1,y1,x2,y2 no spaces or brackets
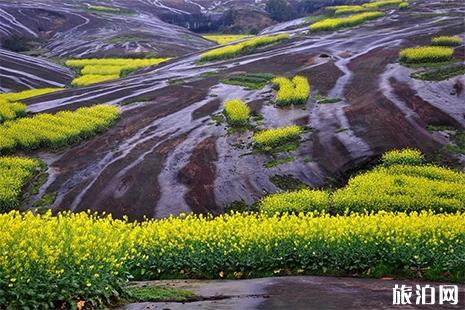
0,157,41,212
202,34,251,45
66,58,171,86
200,34,289,62
1,210,465,307
224,99,250,127
310,12,383,31
431,36,462,47
399,46,453,63
253,125,303,149
272,75,310,106
0,104,120,153
0,88,63,123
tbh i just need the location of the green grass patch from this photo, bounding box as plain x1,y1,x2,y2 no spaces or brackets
402,60,457,69
306,15,328,23
443,131,465,154
264,156,296,168
168,79,185,85
33,193,57,209
269,174,308,191
86,5,134,15
127,286,196,302
105,35,146,44
221,72,274,90
316,95,341,104
224,200,256,213
426,125,456,132
200,71,218,78
411,64,465,81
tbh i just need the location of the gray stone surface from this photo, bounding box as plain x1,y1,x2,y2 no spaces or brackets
115,276,465,309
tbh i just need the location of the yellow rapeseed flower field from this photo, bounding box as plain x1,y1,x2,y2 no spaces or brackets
0,88,63,123
309,12,383,31
431,36,463,47
258,149,465,214
0,104,120,153
66,58,171,86
199,34,289,62
399,46,453,63
202,34,251,45
2,210,465,307
0,157,42,212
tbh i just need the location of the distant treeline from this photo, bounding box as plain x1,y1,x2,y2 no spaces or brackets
160,0,369,33
266,0,368,22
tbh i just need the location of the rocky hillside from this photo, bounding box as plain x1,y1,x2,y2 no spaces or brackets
11,0,463,220
0,0,215,58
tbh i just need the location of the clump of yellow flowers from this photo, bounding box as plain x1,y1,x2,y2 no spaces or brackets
271,75,310,106
0,104,120,154
260,149,465,214
200,34,289,62
0,88,63,124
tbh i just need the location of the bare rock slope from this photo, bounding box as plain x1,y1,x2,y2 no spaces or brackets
0,0,215,58
5,0,465,220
